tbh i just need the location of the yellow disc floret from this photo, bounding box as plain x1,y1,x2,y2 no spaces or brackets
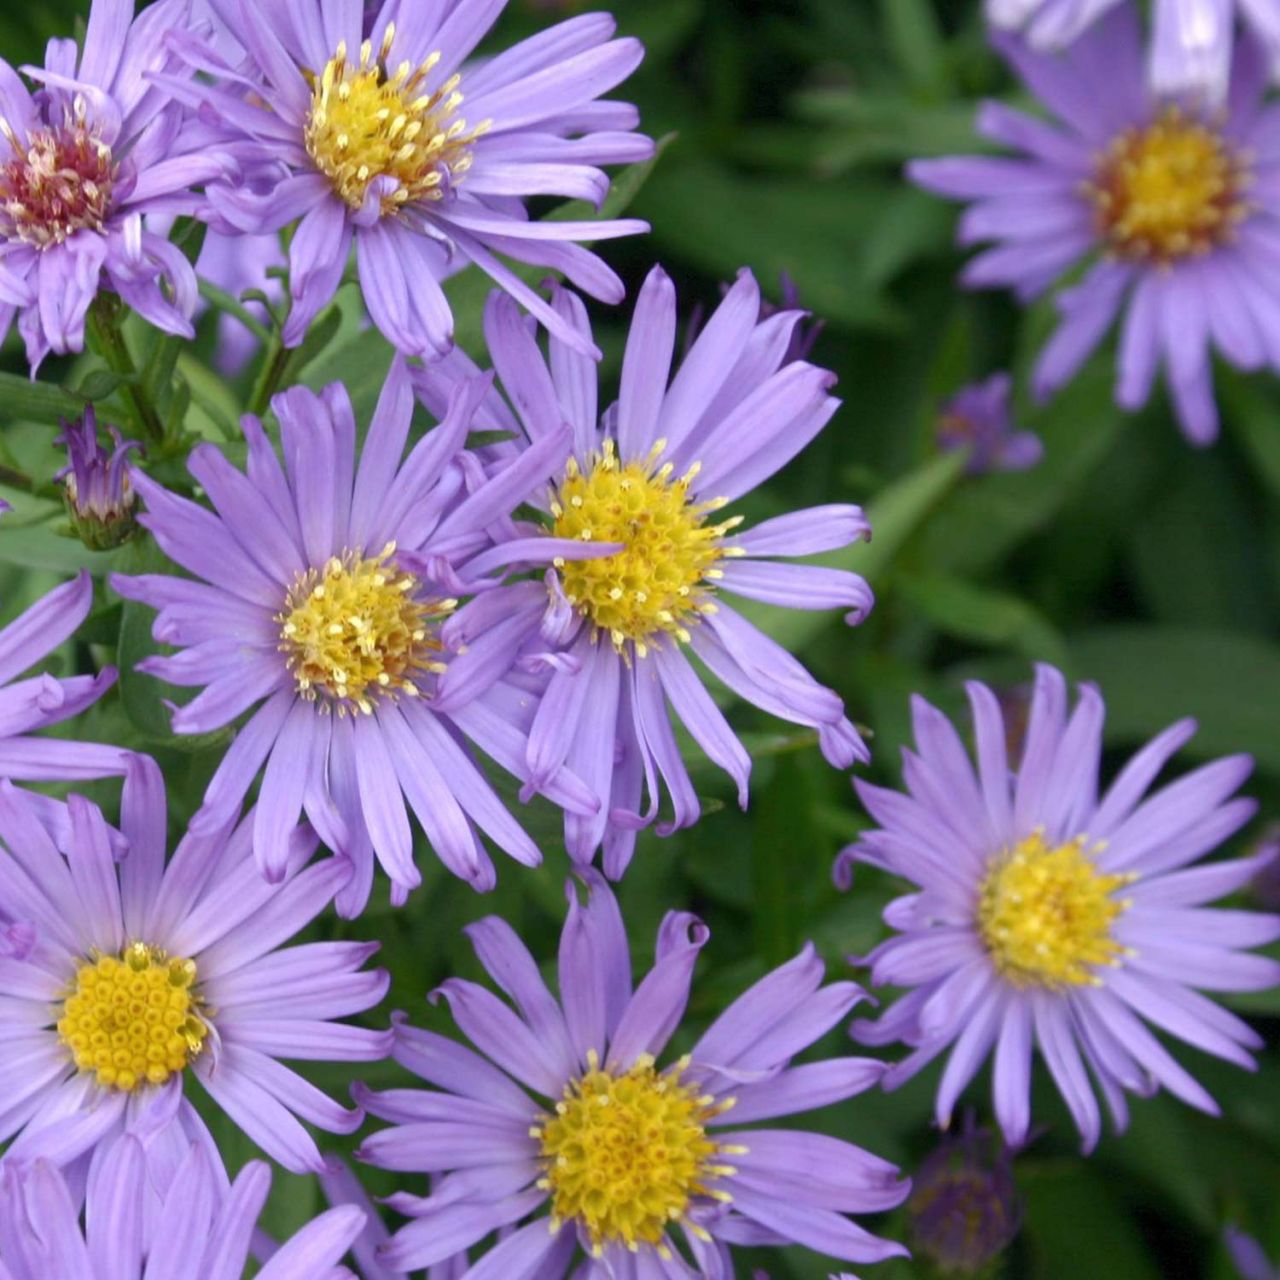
304,24,490,216
977,831,1136,990
278,543,452,714
1087,106,1252,262
535,1052,739,1256
56,942,208,1092
550,441,743,655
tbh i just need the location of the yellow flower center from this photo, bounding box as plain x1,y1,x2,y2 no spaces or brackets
304,24,489,215
1087,107,1252,262
535,1053,739,1257
977,831,1135,989
277,544,452,714
549,441,742,655
56,942,208,1092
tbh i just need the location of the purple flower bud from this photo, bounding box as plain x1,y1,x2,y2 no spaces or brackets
1251,824,1280,912
908,1120,1022,1275
55,405,141,549
937,374,1043,476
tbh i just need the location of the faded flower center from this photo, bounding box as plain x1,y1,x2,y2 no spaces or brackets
550,441,741,655
977,831,1135,989
278,544,452,714
535,1052,738,1256
1087,107,1251,262
304,24,488,215
56,942,208,1092
0,116,115,249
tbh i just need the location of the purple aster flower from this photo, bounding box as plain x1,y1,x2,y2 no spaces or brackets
988,0,1280,103
355,871,908,1275
911,8,1280,445
1227,1227,1280,1280
906,1118,1022,1275
170,0,652,359
112,364,598,914
0,1137,365,1279
936,374,1043,474
55,405,141,550
0,755,389,1174
0,0,235,372
412,268,873,876
0,571,126,785
844,664,1280,1152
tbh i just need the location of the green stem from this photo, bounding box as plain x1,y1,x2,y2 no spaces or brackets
248,331,291,418
86,297,165,444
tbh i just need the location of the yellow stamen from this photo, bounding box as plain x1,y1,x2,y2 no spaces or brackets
277,544,451,712
977,831,1135,989
550,441,730,652
56,942,208,1092
303,25,489,215
538,1052,729,1254
1085,105,1252,262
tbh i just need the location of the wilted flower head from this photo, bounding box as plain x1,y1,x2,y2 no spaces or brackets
0,0,233,370
987,0,1280,103
356,872,908,1276
937,374,1043,474
413,268,872,875
907,1119,1022,1275
913,10,1280,445
173,0,652,359
846,664,1280,1151
0,757,389,1175
0,1138,365,1279
55,405,140,549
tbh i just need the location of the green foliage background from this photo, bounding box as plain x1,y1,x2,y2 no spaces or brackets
3,1,1280,1276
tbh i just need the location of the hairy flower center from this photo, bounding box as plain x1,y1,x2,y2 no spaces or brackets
1087,107,1251,261
550,441,741,655
304,24,488,215
56,942,208,1092
977,831,1135,989
0,115,115,249
278,544,452,714
535,1053,738,1256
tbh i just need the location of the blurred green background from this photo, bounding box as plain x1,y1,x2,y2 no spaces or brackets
3,0,1280,1276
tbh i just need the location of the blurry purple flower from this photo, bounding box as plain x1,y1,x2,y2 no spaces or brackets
907,1118,1022,1275
356,871,908,1275
1250,823,1280,909
0,1137,365,1279
413,268,873,876
0,756,390,1174
846,664,1280,1151
171,0,652,359
987,0,1280,103
112,366,597,914
0,0,234,371
937,374,1043,474
912,9,1280,445
0,571,125,783
1227,1227,1280,1280
55,404,140,549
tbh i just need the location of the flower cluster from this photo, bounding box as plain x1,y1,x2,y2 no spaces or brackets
0,0,1277,1274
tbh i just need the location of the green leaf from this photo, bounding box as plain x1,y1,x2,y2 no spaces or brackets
1020,1162,1164,1280
0,371,86,426
876,0,946,91
1067,626,1280,774
73,369,133,402
898,569,1067,664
